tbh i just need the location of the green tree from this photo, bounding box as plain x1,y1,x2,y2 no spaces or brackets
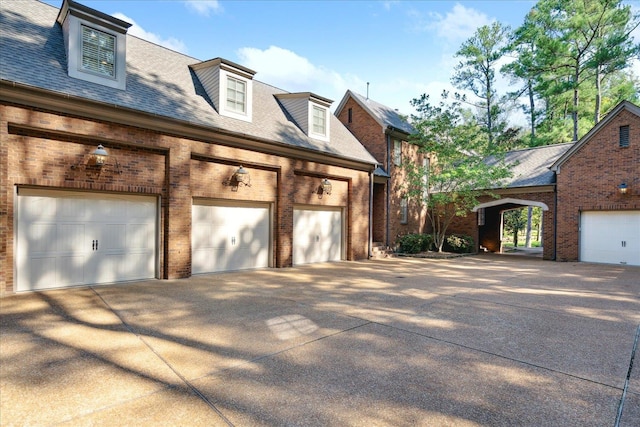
452,22,512,149
504,208,528,248
404,93,512,252
520,0,639,141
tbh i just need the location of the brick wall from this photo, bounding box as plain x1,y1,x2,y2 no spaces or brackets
337,97,427,247
1,104,371,295
555,109,640,261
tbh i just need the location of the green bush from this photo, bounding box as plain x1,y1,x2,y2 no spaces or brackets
443,234,475,253
397,233,433,254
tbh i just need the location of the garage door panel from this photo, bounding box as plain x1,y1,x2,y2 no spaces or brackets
29,257,58,290
293,208,342,265
192,203,270,274
581,211,640,266
127,223,154,249
17,190,157,291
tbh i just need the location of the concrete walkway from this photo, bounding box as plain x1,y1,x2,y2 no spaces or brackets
1,254,639,426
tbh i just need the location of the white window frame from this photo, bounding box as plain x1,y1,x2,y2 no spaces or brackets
80,25,116,78
393,140,402,166
226,76,246,114
65,16,127,90
400,198,408,224
309,103,330,141
219,69,253,122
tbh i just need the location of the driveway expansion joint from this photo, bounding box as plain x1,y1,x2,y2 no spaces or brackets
615,323,640,427
91,287,235,426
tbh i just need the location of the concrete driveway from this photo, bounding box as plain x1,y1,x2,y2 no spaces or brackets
1,254,639,426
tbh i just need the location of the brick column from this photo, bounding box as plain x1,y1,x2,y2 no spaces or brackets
166,144,191,278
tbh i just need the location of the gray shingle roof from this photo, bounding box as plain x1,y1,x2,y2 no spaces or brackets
0,0,377,166
485,143,573,189
335,90,415,135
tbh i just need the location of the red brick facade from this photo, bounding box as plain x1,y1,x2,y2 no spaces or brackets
0,105,372,295
336,96,427,248
554,107,640,262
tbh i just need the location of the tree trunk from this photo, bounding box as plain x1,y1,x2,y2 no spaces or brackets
595,66,602,124
573,67,579,141
486,68,493,148
525,206,533,248
528,80,536,144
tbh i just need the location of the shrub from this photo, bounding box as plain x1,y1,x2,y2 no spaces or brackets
397,233,433,254
444,234,475,253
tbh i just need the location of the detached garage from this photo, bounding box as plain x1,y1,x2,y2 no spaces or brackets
551,101,640,265
580,211,640,266
16,189,158,291
293,207,343,265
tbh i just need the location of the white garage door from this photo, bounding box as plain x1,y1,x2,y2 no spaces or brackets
17,189,157,291
580,211,640,266
192,201,270,274
293,208,342,265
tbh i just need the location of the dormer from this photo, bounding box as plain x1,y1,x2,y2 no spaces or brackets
189,58,256,123
275,93,332,141
56,0,131,90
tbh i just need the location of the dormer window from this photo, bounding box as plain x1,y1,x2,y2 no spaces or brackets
312,105,327,137
81,26,115,77
57,0,131,90
226,76,246,113
275,92,332,141
189,58,255,123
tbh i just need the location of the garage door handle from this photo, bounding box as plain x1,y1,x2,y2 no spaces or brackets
622,241,626,248
92,240,99,251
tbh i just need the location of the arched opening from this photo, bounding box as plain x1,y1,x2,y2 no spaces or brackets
473,199,549,256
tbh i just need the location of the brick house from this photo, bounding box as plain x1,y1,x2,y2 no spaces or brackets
0,0,378,295
551,101,639,265
335,90,428,251
446,100,639,266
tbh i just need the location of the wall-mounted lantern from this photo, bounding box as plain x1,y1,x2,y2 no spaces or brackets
91,144,109,166
224,165,251,190
618,182,628,195
321,178,332,195
71,144,121,175
234,165,251,187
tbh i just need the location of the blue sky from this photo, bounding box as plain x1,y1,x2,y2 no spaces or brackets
42,0,640,119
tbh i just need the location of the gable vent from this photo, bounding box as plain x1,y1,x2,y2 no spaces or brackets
620,125,630,148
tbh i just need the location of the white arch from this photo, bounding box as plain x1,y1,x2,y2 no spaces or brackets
472,198,549,212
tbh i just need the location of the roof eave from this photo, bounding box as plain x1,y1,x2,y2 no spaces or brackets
1,80,376,172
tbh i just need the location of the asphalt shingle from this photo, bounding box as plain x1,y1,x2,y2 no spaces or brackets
0,0,377,165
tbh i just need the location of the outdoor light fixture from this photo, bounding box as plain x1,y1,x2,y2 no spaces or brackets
91,144,109,166
234,165,251,186
70,144,121,175
618,182,628,195
321,178,332,195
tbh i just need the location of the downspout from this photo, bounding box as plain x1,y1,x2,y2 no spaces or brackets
368,169,374,258
385,132,391,248
553,183,558,261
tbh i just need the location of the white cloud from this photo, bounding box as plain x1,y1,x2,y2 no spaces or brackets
184,0,222,17
426,3,492,44
112,13,188,53
236,46,365,105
